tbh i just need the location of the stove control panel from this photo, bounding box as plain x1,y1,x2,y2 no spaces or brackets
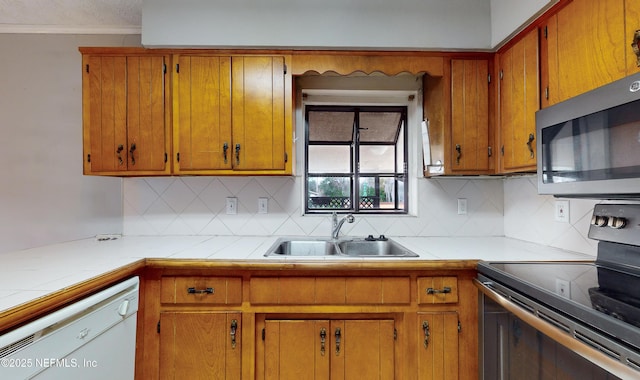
589,204,640,245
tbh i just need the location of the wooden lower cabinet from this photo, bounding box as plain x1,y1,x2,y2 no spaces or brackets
417,312,460,380
139,269,478,380
159,312,241,380
261,319,395,380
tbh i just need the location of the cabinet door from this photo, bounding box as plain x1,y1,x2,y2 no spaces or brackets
451,59,490,173
173,55,232,172
417,312,459,380
264,320,331,380
499,28,539,172
263,319,395,380
232,56,287,171
542,0,627,106
83,55,168,175
159,312,241,380
626,0,640,75
330,320,395,380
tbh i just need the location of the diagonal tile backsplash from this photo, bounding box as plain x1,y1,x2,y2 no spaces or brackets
123,176,505,238
123,175,598,256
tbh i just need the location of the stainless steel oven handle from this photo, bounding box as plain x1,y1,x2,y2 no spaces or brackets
474,278,639,380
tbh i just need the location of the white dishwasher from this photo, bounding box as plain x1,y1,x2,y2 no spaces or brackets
0,276,139,380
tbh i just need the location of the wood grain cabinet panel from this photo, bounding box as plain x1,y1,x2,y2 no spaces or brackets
82,53,170,175
498,28,539,173
417,312,459,380
417,276,459,304
161,276,242,305
451,59,491,173
541,0,640,108
172,54,293,175
159,312,241,380
262,319,395,380
249,277,410,305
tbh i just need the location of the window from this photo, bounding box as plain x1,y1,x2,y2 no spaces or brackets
305,105,408,214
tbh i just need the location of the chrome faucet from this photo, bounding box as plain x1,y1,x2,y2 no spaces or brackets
331,212,354,240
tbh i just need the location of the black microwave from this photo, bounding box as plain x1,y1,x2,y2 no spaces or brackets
536,71,640,198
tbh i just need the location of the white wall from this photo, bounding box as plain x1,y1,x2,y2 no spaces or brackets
0,34,140,254
490,0,556,47
142,0,492,50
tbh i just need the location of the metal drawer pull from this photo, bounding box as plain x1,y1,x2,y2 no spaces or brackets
235,143,241,165
422,321,430,348
230,319,238,348
335,327,341,356
526,133,535,158
427,286,451,294
223,142,229,163
187,287,214,294
633,30,640,67
116,144,124,165
320,328,327,356
129,143,136,165
455,144,462,164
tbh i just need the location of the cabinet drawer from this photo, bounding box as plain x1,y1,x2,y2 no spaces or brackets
417,277,458,304
250,277,410,305
161,276,242,305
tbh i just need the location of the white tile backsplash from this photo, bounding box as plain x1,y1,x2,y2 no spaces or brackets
123,176,505,238
123,174,599,257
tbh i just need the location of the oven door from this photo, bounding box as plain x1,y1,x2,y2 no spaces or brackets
477,278,639,380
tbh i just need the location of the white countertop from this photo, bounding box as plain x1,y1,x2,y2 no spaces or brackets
0,235,593,315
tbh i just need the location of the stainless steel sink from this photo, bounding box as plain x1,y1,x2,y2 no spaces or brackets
265,239,339,256
337,239,419,257
264,237,418,257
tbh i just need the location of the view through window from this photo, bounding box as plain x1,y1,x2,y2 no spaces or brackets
305,105,408,214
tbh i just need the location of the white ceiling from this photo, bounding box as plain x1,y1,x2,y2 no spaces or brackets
0,0,141,33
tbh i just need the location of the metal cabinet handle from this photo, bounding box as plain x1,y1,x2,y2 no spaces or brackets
230,319,238,349
235,143,241,165
422,321,430,348
187,287,214,294
223,142,229,163
129,143,137,165
632,30,640,67
116,144,124,166
320,328,327,356
455,144,462,164
526,133,535,159
335,327,341,356
427,286,451,294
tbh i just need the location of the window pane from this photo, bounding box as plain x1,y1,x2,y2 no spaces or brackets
308,177,352,210
359,112,402,143
308,146,351,173
358,176,404,210
359,145,395,173
308,111,354,142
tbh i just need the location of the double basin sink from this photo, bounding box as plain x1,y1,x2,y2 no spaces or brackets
264,236,419,257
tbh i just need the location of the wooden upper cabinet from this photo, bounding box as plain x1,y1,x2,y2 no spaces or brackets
232,56,287,171
173,54,292,175
172,55,232,172
82,53,170,175
541,0,638,107
450,59,491,173
498,28,539,173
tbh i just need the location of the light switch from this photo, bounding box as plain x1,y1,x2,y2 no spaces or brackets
258,198,268,214
226,197,238,215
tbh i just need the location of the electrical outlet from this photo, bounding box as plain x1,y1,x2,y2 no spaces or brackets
554,200,570,223
258,197,268,214
226,197,238,215
457,198,467,215
556,279,570,298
